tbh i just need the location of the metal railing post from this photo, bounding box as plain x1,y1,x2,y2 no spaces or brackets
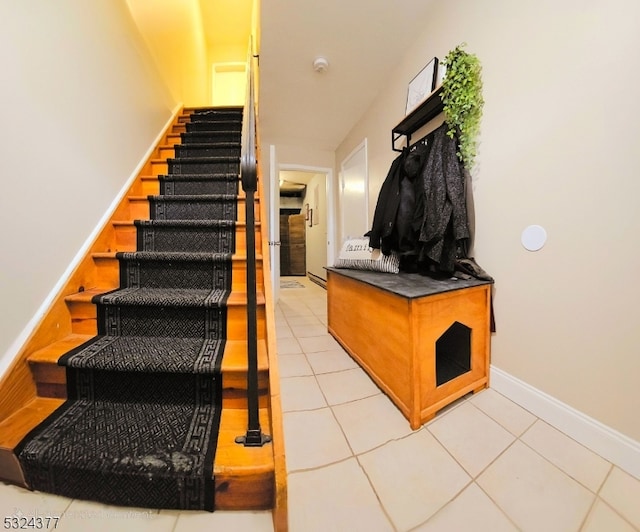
235,53,271,448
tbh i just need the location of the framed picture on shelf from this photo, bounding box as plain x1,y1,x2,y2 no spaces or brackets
405,57,439,115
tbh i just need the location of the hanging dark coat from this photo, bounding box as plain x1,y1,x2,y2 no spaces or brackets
418,123,470,273
367,149,406,255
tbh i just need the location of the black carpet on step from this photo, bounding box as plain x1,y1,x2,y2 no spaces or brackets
16,106,243,512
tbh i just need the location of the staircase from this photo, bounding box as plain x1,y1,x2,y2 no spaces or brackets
0,106,284,518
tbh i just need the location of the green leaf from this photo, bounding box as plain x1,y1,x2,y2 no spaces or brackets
441,43,484,170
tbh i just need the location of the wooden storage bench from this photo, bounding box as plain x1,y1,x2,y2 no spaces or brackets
326,267,493,429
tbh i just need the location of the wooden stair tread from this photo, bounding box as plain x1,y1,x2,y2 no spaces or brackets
112,220,262,227
227,291,266,306
222,339,268,373
0,398,65,450
28,335,267,373
151,157,241,162
64,288,104,303
27,335,268,406
92,251,264,262
140,173,240,178
128,194,245,200
215,407,273,473
28,334,93,364
0,397,66,486
65,288,266,306
124,195,258,202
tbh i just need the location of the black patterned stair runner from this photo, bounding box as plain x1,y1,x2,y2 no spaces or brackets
16,107,243,511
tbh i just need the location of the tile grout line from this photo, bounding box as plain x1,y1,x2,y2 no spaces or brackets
423,402,529,529
352,454,400,532
517,420,612,495
281,288,402,530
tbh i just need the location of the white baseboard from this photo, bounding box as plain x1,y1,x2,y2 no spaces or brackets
0,103,183,381
491,365,640,480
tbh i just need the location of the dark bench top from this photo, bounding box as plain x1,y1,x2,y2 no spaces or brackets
326,267,493,300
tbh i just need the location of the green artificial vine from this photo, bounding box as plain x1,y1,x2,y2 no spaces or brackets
441,44,484,170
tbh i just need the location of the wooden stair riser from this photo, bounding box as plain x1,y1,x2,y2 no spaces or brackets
158,146,174,159
140,176,160,195
28,362,269,408
64,292,267,339
91,254,264,293
113,223,262,254
214,406,274,511
127,196,259,224
135,176,249,200
91,255,120,288
166,134,181,146
171,122,243,136
28,362,66,399
27,335,270,403
127,197,149,220
150,159,240,176
222,389,270,410
166,133,242,146
157,146,242,160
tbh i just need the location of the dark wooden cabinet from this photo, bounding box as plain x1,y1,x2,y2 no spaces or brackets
280,214,306,275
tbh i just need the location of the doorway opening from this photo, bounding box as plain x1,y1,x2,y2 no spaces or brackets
211,62,246,106
277,167,334,285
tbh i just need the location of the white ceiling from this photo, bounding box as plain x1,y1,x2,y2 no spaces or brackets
259,0,436,151
279,170,323,193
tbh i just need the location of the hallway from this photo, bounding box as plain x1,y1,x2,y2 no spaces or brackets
0,276,638,530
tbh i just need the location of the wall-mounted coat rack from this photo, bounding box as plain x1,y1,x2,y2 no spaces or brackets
391,86,444,152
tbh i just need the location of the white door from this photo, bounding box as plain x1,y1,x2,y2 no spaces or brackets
211,63,246,106
268,145,280,301
340,139,369,243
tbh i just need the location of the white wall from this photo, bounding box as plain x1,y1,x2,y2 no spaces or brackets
336,0,640,442
127,0,209,106
0,0,175,375
265,142,335,171
302,174,329,280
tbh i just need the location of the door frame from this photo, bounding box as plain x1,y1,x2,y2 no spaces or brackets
268,145,280,300
278,163,336,272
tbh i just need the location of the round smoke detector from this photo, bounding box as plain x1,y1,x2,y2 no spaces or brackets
313,57,329,73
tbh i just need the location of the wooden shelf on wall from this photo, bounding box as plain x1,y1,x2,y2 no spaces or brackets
392,85,444,152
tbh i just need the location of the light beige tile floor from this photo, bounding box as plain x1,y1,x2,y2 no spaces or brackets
1,275,638,531
277,276,640,532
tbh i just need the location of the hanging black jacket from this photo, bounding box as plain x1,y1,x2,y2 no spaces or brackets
418,123,470,272
367,150,406,255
